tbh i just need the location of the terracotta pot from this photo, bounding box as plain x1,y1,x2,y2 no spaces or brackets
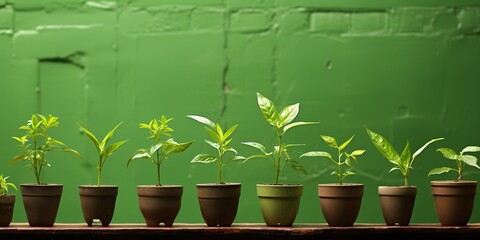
196,183,241,227
0,194,15,227
431,180,477,226
137,185,183,227
79,185,118,227
318,184,363,226
378,186,416,226
21,184,62,227
256,184,303,227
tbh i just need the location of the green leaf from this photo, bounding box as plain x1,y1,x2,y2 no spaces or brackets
256,92,279,126
365,126,400,164
284,144,305,149
168,140,193,153
283,122,319,134
412,138,444,161
320,135,338,148
241,142,266,153
437,148,458,160
345,158,352,167
205,140,219,150
191,154,217,164
6,182,17,192
242,154,270,163
286,159,307,174
187,115,216,128
351,150,366,156
389,167,400,173
215,124,224,141
127,151,151,167
150,143,163,155
99,122,123,151
339,135,355,151
225,147,238,154
58,148,83,159
279,103,299,127
204,127,220,142
461,146,480,154
231,156,246,161
9,154,27,165
343,171,356,177
459,155,480,169
77,124,101,153
400,141,412,166
104,140,129,157
331,171,338,176
428,167,456,176
223,124,238,140
300,151,333,160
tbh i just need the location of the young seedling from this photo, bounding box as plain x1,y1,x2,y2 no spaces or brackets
127,116,194,186
10,114,81,184
301,135,365,184
242,93,318,185
187,115,243,184
78,123,128,186
0,175,17,195
365,126,444,186
429,146,480,181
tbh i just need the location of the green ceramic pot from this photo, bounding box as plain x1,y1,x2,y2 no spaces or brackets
256,184,303,227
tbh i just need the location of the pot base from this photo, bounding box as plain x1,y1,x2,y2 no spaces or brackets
431,181,477,226
318,184,363,227
378,186,416,226
137,185,183,227
257,184,303,227
197,183,241,227
79,185,118,227
21,184,63,227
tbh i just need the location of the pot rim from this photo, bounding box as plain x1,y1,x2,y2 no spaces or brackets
256,183,303,187
430,180,477,186
79,185,118,188
318,183,364,187
378,185,417,189
20,183,63,187
137,185,183,188
0,194,16,198
196,183,241,187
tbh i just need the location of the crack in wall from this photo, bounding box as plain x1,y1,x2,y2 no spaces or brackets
219,0,229,121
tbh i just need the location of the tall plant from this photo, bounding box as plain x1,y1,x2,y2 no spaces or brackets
11,114,81,184
242,93,318,185
128,116,194,186
429,146,480,181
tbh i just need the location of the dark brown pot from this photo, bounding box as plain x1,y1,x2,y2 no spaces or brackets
196,183,241,227
431,180,477,226
137,185,183,227
0,194,15,227
21,184,62,227
378,186,416,226
257,184,303,227
318,184,363,226
79,185,118,227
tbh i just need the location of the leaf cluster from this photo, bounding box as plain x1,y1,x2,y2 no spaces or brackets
429,146,480,181
0,175,17,195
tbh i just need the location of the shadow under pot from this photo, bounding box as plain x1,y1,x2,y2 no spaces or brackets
137,185,183,227
378,186,416,226
0,194,15,227
21,184,63,227
257,184,303,227
196,183,241,227
431,180,477,226
318,184,363,227
79,185,118,227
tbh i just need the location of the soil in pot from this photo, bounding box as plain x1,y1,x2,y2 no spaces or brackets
318,184,363,227
79,185,118,227
21,184,63,227
431,180,477,226
256,184,303,227
378,186,416,226
196,183,241,227
0,194,15,227
137,185,183,227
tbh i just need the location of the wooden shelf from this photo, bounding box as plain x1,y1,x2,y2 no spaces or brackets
1,223,479,240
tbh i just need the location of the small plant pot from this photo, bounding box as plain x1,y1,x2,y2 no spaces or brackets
79,185,118,227
318,184,363,227
21,184,63,227
431,180,477,226
0,194,15,227
137,185,183,227
256,184,303,227
378,186,416,226
196,183,241,227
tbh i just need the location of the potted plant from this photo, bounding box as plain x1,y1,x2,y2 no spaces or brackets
127,116,193,227
365,126,443,226
300,135,365,226
10,114,81,227
428,145,480,226
0,175,17,227
241,92,318,226
187,115,243,227
78,123,128,227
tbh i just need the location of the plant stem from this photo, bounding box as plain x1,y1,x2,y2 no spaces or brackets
275,128,282,185
156,150,161,186
404,174,408,187
97,156,102,186
338,149,342,185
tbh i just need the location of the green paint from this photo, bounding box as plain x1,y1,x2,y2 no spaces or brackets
0,0,480,225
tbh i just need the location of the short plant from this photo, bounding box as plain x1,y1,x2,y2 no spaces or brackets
429,146,480,181
187,115,243,184
10,114,81,184
78,123,128,186
0,175,17,195
127,116,194,186
301,135,365,184
242,93,318,185
365,126,444,186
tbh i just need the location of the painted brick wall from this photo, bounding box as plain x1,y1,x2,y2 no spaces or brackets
1,0,480,224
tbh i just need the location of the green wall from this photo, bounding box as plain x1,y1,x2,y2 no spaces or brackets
1,0,480,224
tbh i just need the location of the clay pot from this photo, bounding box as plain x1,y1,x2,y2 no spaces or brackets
318,184,363,226
196,183,241,227
256,184,303,227
79,185,118,227
21,184,62,227
0,194,15,227
431,180,477,226
137,185,183,227
378,186,416,226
